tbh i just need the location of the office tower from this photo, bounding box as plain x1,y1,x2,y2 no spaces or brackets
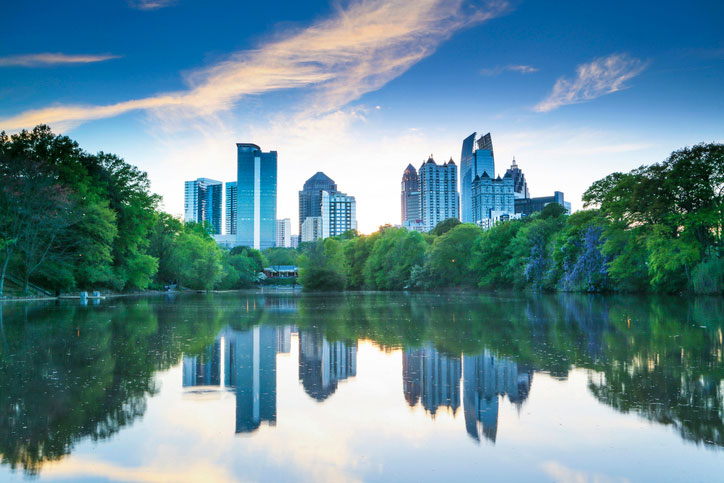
515,191,569,216
301,216,322,243
184,178,223,234
290,234,300,248
321,191,357,238
460,132,495,223
236,143,277,250
276,218,291,248
402,345,461,416
504,158,529,200
401,164,421,224
470,171,515,225
225,181,237,235
299,330,357,402
463,351,533,443
225,326,278,433
299,172,337,235
418,156,459,232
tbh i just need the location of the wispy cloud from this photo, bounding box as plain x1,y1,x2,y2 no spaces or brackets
534,53,647,112
0,0,509,132
0,53,120,68
480,64,538,76
128,0,176,10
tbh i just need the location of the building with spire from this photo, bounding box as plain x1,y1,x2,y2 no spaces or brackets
401,164,421,224
419,156,459,232
505,157,529,199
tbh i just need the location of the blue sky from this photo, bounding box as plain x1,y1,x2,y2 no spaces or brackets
2,0,723,233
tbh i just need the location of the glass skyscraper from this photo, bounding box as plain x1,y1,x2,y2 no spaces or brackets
460,132,495,223
184,178,223,234
298,172,337,235
236,143,277,250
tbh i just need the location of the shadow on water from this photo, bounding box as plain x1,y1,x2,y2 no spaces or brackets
1,292,723,475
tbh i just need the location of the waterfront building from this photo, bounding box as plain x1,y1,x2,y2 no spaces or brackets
225,181,237,235
419,156,459,232
515,191,570,216
401,164,421,224
402,219,426,232
276,218,291,248
301,216,322,243
470,171,515,226
184,178,223,234
299,172,337,235
321,190,357,238
236,143,277,250
299,330,357,401
460,132,495,223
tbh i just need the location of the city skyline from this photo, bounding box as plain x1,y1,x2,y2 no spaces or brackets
1,1,722,233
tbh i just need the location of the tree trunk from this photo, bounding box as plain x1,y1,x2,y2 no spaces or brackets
0,253,9,296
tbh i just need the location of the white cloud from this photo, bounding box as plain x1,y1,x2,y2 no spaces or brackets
480,64,538,76
0,0,509,132
534,54,647,112
0,53,120,67
129,0,176,10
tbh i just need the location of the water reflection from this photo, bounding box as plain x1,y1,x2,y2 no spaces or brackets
1,293,724,477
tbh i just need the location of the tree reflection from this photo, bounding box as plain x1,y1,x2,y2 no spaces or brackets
1,292,723,476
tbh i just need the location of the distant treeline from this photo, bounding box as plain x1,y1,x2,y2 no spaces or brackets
1,125,722,295
296,142,724,294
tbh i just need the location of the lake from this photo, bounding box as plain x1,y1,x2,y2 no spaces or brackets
1,292,723,482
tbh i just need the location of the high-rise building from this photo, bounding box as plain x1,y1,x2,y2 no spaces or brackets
401,164,421,224
321,190,357,238
504,158,529,200
299,172,337,235
290,234,300,248
301,216,322,243
460,132,495,223
419,156,459,232
236,143,277,250
225,181,237,235
184,178,223,234
276,218,291,248
471,171,515,225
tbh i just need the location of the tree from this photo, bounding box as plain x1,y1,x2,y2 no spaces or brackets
425,224,481,287
430,218,461,236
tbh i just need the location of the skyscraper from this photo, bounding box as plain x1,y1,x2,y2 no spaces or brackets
299,330,357,402
321,190,357,238
225,181,237,235
419,156,459,232
470,171,515,225
460,132,495,223
504,158,529,199
236,143,277,250
402,345,461,416
401,164,421,224
184,178,223,234
298,172,337,235
276,218,291,248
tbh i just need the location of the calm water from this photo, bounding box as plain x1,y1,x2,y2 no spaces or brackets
1,292,723,482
